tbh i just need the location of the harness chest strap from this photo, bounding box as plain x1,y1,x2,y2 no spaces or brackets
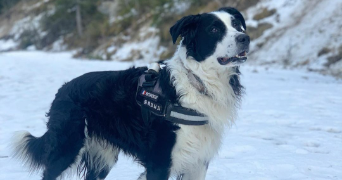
136,64,208,126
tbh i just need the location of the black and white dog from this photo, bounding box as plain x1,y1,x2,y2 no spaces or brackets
13,7,250,180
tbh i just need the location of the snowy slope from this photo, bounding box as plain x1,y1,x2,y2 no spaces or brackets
246,0,342,75
1,0,341,77
0,51,342,180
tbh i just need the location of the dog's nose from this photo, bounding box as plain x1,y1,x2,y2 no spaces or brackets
236,34,250,46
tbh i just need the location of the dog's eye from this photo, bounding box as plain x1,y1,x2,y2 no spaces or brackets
232,20,244,32
233,22,238,27
211,27,218,33
232,20,237,27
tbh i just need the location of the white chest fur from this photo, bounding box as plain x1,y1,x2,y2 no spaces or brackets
166,49,239,130
167,48,240,175
170,124,222,175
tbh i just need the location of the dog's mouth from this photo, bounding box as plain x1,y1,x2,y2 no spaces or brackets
217,51,248,65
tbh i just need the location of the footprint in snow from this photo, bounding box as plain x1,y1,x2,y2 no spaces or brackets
309,127,341,134
305,142,320,148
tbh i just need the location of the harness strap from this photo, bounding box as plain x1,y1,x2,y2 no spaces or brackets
165,104,208,125
141,107,151,126
136,63,209,126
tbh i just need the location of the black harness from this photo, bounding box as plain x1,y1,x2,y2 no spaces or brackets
136,67,208,126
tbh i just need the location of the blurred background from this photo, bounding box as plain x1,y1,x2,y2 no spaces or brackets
0,0,341,77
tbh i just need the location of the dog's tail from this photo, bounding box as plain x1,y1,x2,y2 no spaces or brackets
12,131,53,172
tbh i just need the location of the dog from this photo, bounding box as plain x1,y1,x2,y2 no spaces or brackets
13,7,250,180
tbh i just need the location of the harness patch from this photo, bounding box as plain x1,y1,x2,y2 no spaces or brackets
143,99,162,112
141,89,159,101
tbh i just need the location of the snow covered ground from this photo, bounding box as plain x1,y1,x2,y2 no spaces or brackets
245,0,342,76
0,51,341,180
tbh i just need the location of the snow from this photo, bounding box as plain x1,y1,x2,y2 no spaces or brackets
331,61,342,76
51,38,67,52
170,0,191,15
10,13,45,41
0,39,17,51
24,0,46,11
0,51,341,180
245,0,342,72
110,27,166,63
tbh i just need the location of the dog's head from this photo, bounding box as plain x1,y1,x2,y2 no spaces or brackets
170,7,249,68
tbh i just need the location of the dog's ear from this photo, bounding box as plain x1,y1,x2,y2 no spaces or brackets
218,7,246,31
170,15,201,44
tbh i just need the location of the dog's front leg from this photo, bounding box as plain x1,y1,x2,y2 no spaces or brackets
178,161,209,180
137,167,170,180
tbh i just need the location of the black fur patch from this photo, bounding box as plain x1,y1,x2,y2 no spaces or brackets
170,13,227,62
218,7,246,31
15,67,180,180
229,67,244,100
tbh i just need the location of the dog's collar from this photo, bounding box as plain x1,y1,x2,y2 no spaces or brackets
180,61,208,96
187,70,208,95
136,63,209,126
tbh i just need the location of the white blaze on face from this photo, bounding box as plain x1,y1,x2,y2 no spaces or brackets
210,11,233,29
194,11,244,69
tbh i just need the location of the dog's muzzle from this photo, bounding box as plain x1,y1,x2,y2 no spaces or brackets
218,34,250,65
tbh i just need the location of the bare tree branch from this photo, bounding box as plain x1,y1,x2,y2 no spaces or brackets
76,0,83,37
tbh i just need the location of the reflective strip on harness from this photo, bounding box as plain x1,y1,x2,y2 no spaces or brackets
170,111,208,121
165,103,208,125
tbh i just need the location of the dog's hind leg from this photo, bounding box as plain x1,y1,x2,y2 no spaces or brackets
42,143,83,180
81,136,119,180
41,125,85,180
13,114,86,180
41,101,86,180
